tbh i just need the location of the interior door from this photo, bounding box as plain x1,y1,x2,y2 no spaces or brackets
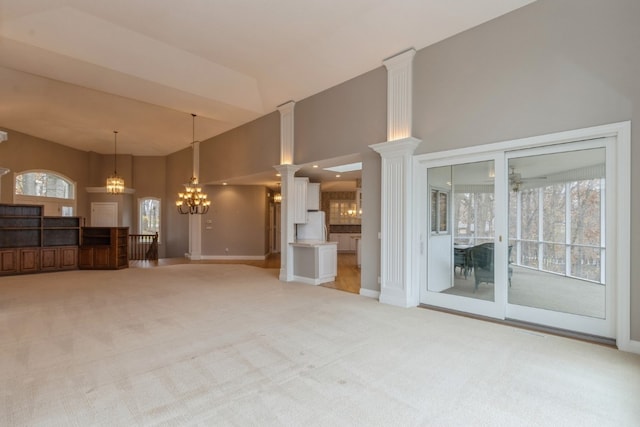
420,155,507,319
91,202,117,227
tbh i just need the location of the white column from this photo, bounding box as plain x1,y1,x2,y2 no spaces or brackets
186,140,202,260
276,100,298,281
0,132,7,201
370,138,420,307
275,164,300,281
371,48,420,307
278,101,295,165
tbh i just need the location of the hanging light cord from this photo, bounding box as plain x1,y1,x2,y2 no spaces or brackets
192,113,196,143
113,130,118,174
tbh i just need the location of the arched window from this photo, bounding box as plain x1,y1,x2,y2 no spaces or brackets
139,197,161,242
15,171,74,199
14,170,76,216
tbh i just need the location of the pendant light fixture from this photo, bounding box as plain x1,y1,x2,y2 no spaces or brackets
176,114,211,214
106,130,125,194
273,183,282,203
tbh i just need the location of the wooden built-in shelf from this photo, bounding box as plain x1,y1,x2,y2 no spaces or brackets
0,203,80,275
79,227,129,270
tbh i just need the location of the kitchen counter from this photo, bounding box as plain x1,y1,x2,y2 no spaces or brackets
290,240,337,285
290,240,335,247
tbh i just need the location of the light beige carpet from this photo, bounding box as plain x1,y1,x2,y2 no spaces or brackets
1,264,639,426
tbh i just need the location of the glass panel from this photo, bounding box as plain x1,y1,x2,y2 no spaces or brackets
571,179,601,246
520,241,539,268
438,192,448,232
508,148,605,318
542,243,565,274
329,200,359,224
571,246,601,282
61,206,74,216
519,188,539,242
427,166,452,293
431,190,438,233
140,199,161,239
427,161,496,302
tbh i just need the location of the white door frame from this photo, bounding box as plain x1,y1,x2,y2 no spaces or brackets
413,122,630,349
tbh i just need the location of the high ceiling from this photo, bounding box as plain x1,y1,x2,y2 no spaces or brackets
0,0,535,157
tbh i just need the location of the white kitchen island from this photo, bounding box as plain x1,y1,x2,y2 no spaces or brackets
290,240,338,285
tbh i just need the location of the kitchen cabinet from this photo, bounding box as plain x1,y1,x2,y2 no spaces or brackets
293,177,309,223
307,182,321,211
329,233,361,252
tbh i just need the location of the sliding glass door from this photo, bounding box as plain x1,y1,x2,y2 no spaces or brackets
418,135,616,338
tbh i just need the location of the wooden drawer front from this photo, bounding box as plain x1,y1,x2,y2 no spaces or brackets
59,247,78,270
41,248,59,271
0,249,18,274
19,248,39,273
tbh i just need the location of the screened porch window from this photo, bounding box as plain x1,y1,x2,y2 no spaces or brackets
452,170,604,284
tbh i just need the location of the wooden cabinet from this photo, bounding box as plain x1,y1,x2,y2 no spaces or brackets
0,204,80,275
0,249,18,274
41,247,77,271
79,227,128,269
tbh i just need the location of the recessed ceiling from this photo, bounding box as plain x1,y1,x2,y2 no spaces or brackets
0,0,536,156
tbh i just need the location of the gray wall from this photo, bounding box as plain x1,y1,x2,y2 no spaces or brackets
165,147,191,257
133,156,167,258
294,67,387,163
199,112,280,183
201,185,268,257
412,0,639,340
360,150,381,293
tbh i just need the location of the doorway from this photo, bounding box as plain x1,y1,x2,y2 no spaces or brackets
91,202,117,227
417,124,628,339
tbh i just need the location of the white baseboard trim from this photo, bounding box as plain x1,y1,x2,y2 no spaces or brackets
359,288,380,299
618,338,640,355
200,255,266,261
292,275,335,286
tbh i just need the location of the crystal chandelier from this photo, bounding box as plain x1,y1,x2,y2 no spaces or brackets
176,114,211,214
106,130,125,194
